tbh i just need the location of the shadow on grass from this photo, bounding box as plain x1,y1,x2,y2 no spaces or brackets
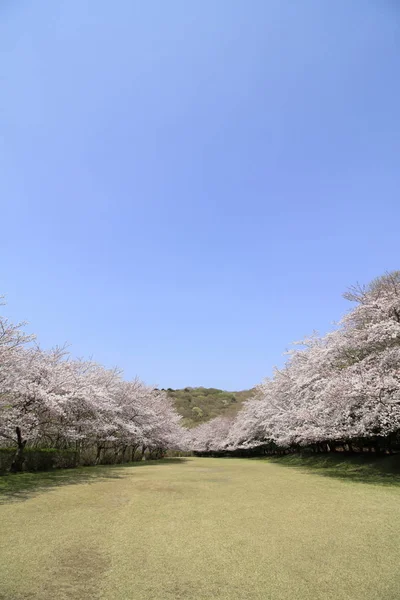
264,453,400,487
0,458,189,505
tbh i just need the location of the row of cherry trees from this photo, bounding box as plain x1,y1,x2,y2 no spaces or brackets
0,301,186,470
3,270,399,468
190,272,400,455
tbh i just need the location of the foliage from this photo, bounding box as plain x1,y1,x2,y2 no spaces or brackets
0,448,14,473
0,447,79,474
23,448,78,471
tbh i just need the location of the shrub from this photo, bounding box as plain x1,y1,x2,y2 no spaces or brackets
78,447,97,466
53,449,78,469
23,448,56,471
0,448,78,473
0,448,15,474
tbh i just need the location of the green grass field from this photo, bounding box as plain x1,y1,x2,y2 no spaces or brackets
1,456,400,600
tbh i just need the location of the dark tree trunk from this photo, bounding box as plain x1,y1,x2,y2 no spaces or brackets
131,444,139,461
10,427,27,473
141,445,147,460
121,445,128,462
95,445,103,465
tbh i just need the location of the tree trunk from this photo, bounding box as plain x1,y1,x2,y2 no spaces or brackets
121,445,128,462
10,427,27,473
131,444,139,462
95,445,103,465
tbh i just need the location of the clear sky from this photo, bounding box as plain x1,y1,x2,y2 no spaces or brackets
1,1,400,390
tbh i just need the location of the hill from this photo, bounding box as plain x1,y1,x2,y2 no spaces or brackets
165,387,254,428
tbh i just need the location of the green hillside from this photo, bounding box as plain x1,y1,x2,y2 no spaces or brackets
165,387,254,427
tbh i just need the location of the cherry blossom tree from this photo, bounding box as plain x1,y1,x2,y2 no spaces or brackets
0,301,186,470
190,271,400,456
3,270,400,467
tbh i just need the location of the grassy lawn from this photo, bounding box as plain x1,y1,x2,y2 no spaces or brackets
0,457,400,600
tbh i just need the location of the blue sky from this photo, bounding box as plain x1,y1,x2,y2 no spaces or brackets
1,1,399,389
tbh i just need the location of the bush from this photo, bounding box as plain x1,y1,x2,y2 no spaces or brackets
0,448,78,473
0,448,15,473
100,450,120,465
78,447,97,466
53,449,78,469
23,448,56,471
